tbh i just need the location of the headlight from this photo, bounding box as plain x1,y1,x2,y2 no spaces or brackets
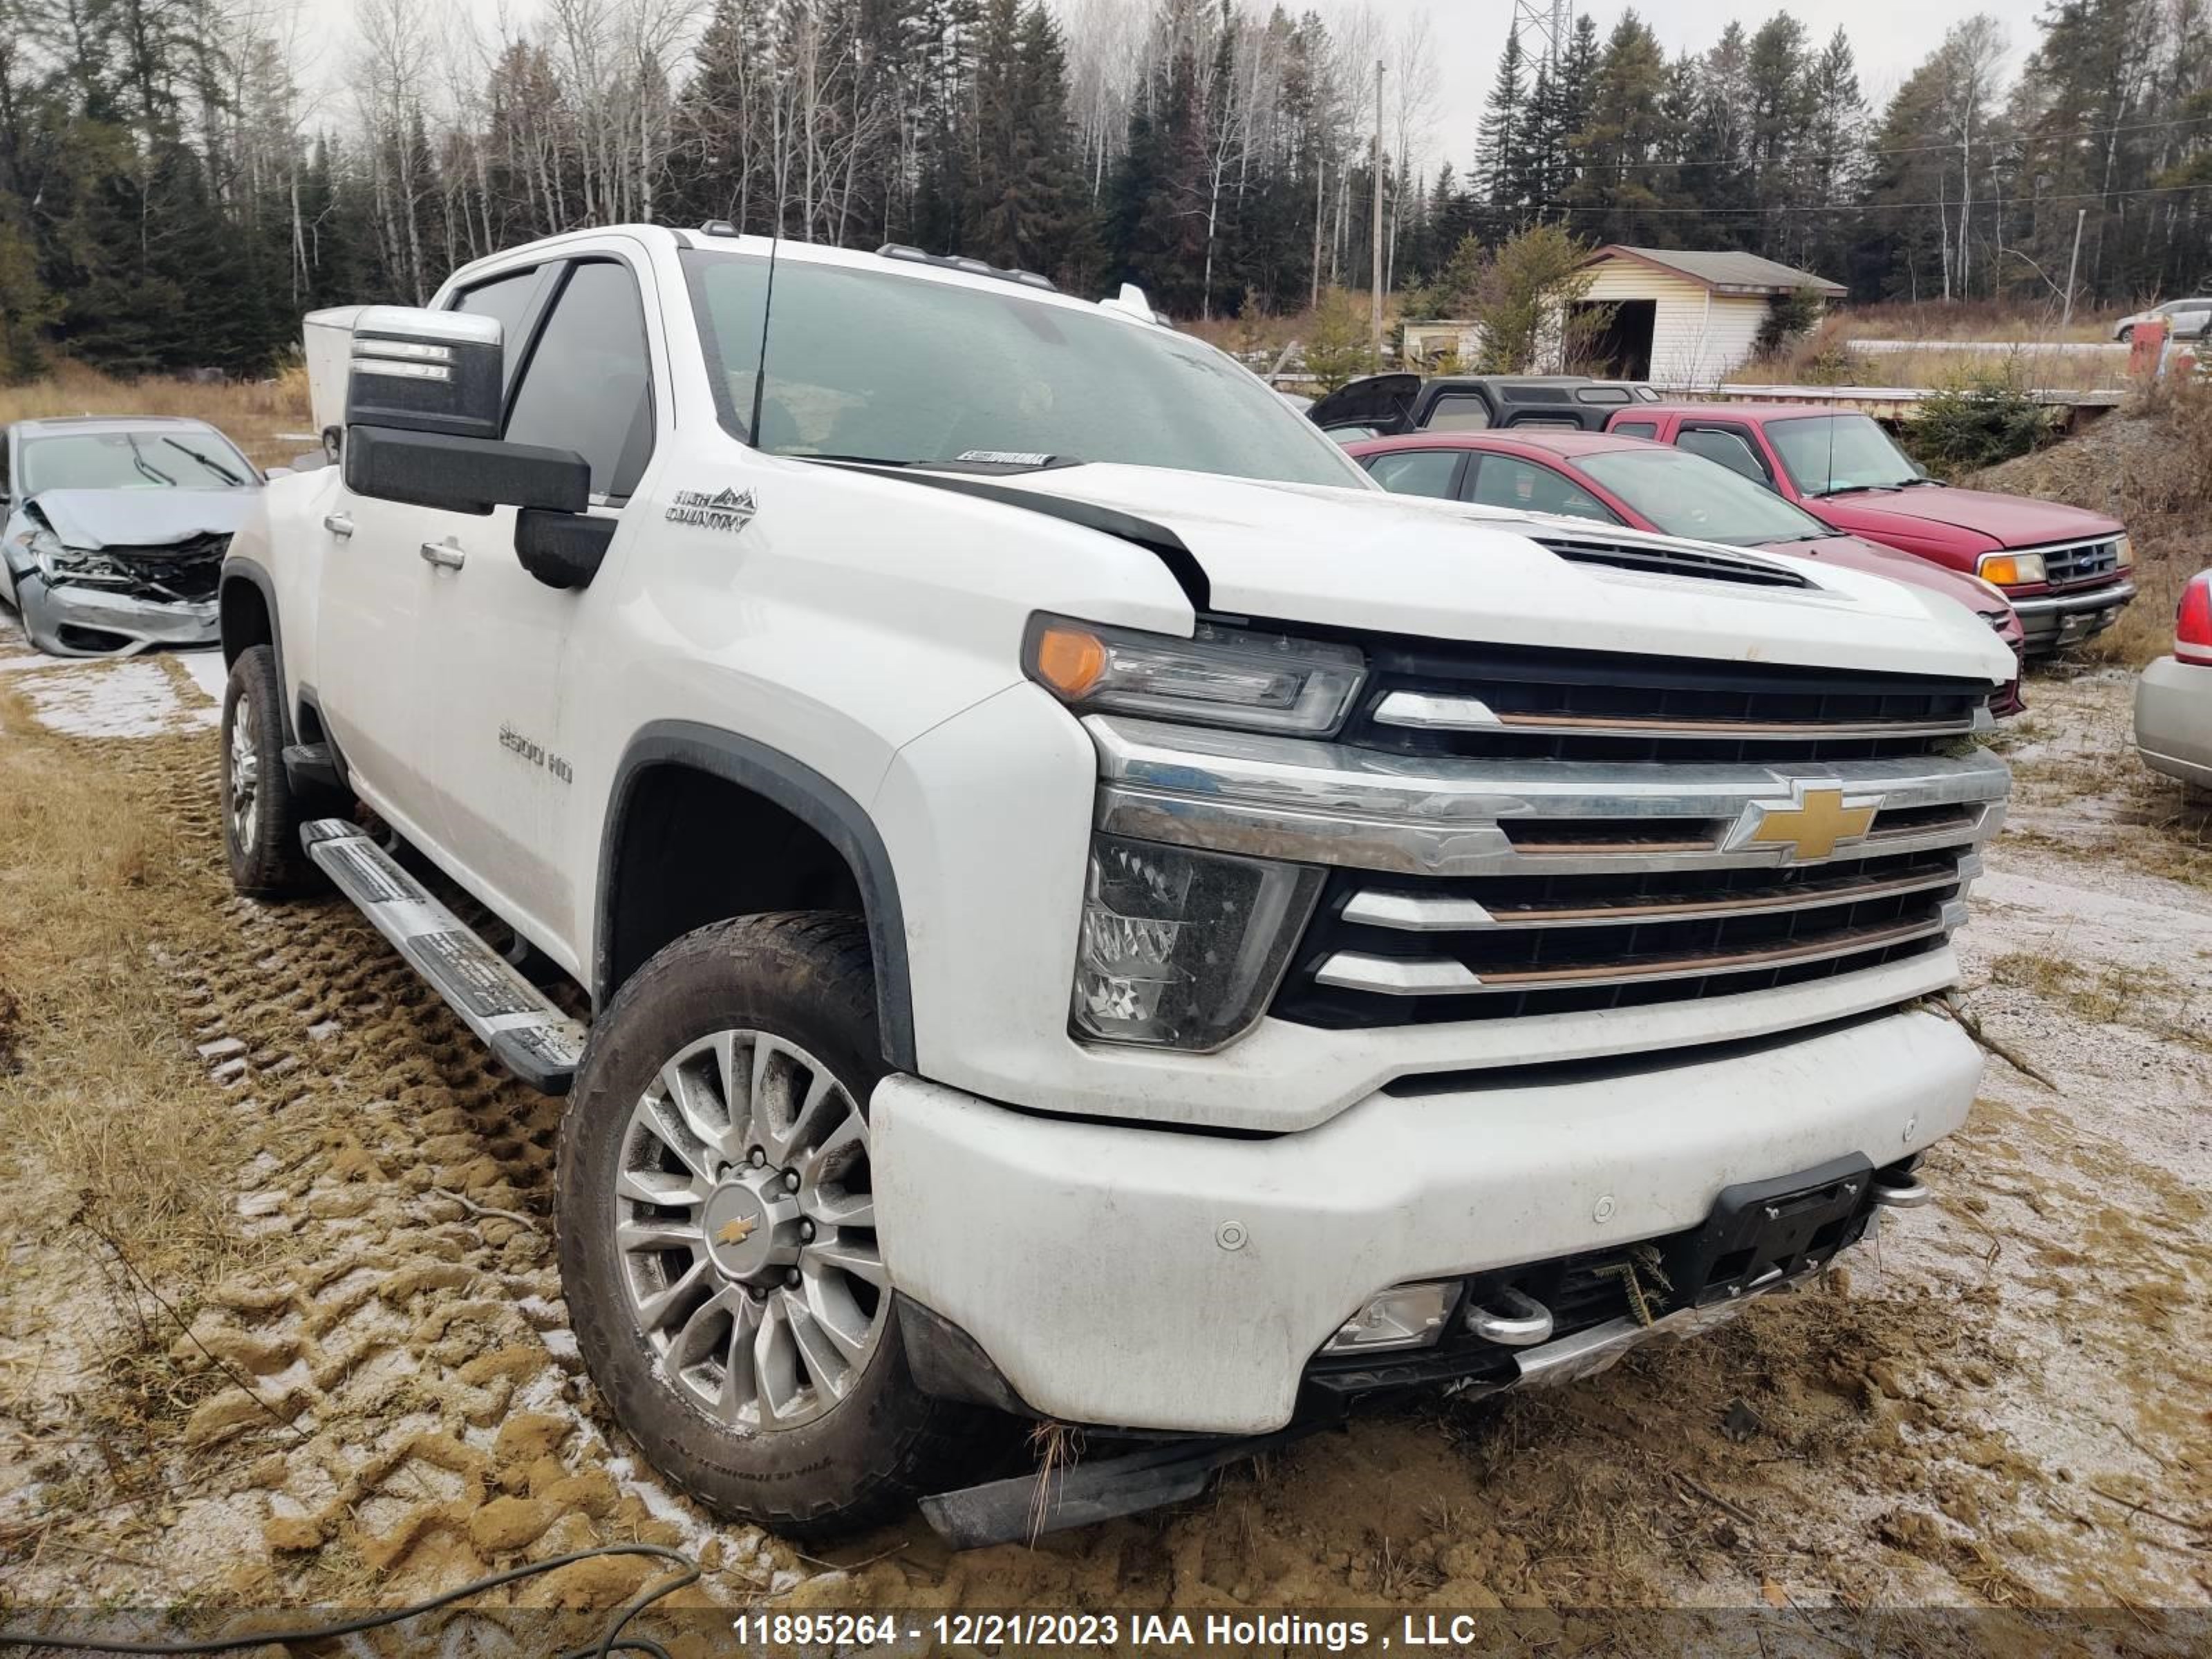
1071,834,1320,1051
18,527,122,585
2115,533,2134,569
1025,615,1366,736
1976,551,2047,587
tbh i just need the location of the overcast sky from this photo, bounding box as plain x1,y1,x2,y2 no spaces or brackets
1306,0,2018,174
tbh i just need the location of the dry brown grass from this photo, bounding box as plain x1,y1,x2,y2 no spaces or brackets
0,666,241,1278
1734,315,2126,391
1831,297,2124,345
0,359,312,471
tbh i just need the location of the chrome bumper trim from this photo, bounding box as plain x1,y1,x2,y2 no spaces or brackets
2010,580,2137,617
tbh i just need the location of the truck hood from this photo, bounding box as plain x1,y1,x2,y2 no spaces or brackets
1815,484,2121,554
26,488,258,550
981,464,2016,686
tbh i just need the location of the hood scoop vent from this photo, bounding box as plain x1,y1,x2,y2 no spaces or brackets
1535,534,1814,592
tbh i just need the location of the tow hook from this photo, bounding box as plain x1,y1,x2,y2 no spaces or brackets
1871,1170,1934,1208
1467,1286,1554,1347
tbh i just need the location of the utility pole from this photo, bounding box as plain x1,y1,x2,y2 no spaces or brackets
2062,207,2086,330
1371,57,1386,367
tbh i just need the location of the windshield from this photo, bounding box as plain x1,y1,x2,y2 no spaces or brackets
21,429,254,494
682,250,1364,489
1765,414,1926,496
1575,448,1834,545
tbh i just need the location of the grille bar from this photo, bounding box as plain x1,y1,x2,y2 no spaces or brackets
2021,536,2123,588
1314,905,1964,999
1342,853,1982,932
1371,689,1983,742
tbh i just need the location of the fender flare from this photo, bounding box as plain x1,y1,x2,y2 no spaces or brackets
597,721,918,1072
218,556,292,744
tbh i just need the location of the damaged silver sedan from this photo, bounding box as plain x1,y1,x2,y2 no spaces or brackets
0,415,261,657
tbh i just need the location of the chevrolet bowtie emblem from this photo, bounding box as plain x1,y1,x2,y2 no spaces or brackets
1728,784,1882,862
716,1217,756,1246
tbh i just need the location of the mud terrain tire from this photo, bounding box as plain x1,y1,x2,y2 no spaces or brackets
559,912,983,1538
222,644,322,899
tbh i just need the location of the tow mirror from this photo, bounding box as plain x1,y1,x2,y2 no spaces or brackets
345,306,504,440
344,427,589,517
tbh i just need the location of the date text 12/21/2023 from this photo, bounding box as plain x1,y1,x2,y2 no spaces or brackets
723,1612,1536,1652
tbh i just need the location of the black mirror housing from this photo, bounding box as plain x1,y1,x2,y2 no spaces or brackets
344,427,590,516
516,509,616,590
346,306,504,440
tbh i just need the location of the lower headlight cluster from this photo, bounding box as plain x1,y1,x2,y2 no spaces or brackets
1072,834,1320,1051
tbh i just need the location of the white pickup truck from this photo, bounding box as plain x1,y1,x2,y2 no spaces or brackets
218,224,2012,1543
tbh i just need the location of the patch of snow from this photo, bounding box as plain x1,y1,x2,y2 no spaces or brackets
177,648,225,704
15,659,202,737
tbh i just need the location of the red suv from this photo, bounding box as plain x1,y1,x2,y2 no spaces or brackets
1603,404,2133,654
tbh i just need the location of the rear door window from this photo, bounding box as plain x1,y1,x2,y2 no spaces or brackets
1463,456,1618,523
1612,420,1658,440
1365,449,1465,498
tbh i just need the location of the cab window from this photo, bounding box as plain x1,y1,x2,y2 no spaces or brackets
1676,427,1772,488
1612,420,1658,440
504,260,655,500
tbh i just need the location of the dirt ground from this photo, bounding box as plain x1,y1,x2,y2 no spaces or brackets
0,626,2206,1653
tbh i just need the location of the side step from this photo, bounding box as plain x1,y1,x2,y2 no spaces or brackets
301,820,586,1094
281,741,345,795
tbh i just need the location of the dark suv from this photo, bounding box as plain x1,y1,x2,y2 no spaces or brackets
1307,373,1661,442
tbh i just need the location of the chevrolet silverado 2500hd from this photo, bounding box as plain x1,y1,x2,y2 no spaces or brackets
217,224,2014,1540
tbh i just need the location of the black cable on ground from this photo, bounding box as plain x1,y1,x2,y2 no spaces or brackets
0,1541,701,1659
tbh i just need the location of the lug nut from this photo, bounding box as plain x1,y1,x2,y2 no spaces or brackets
784,1171,800,1192
785,1269,801,1288
749,1148,766,1167
799,1221,815,1241
749,1285,767,1302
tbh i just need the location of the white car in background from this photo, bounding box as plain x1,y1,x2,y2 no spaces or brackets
2135,568,2212,791
2114,299,2212,344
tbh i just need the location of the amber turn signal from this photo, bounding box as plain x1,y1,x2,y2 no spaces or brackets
1033,624,1109,697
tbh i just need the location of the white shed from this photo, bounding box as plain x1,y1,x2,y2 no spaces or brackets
1572,247,1845,386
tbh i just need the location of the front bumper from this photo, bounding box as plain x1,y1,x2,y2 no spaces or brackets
2135,655,2212,789
875,1004,1983,1434
2010,580,2136,651
17,573,218,657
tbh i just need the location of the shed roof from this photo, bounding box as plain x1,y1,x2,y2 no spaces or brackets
1588,245,1846,298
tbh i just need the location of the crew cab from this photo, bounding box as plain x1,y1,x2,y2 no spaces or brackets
1309,373,1660,442
217,225,2014,1544
1343,429,2025,715
1604,402,2134,653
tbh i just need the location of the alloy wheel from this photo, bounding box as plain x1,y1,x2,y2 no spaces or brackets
614,1029,888,1432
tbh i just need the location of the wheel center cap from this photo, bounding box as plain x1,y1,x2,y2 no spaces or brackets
703,1174,800,1281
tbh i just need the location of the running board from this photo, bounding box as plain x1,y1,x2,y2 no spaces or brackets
300,820,586,1094
919,1424,1320,1550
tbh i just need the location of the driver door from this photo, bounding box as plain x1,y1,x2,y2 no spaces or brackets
410,251,661,965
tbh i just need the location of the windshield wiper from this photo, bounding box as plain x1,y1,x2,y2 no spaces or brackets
1897,477,1947,488
1806,483,1890,498
124,432,175,487
161,437,245,486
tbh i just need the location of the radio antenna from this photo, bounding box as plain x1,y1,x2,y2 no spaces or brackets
749,203,783,447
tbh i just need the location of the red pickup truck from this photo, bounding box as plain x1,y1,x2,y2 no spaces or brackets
1604,404,2135,654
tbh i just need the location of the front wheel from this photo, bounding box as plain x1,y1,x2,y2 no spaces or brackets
2118,325,2136,344
557,912,986,1537
221,644,321,898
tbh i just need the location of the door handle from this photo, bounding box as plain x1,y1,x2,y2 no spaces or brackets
324,513,354,539
418,538,466,571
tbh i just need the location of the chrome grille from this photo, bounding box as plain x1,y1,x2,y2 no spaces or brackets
1086,636,2009,1044
1348,639,1990,764
2027,536,2123,588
